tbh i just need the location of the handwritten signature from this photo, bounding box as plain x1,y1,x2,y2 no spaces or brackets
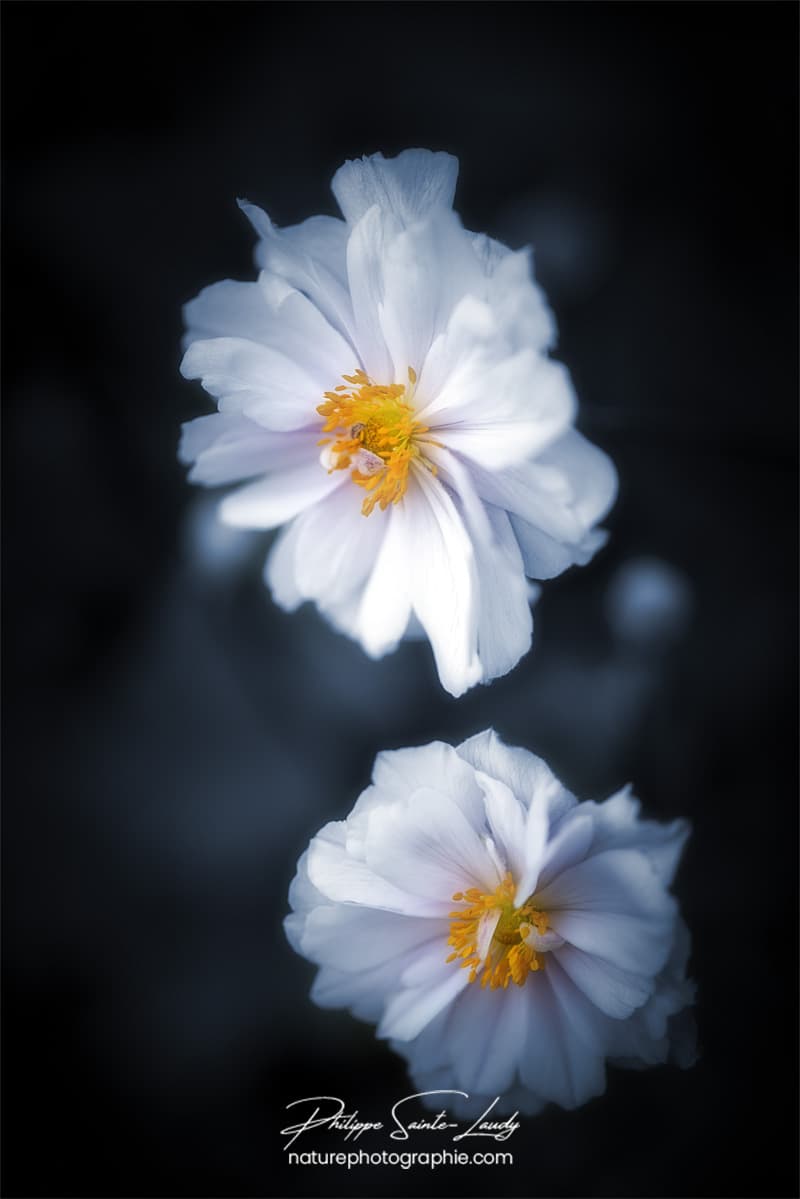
281,1093,520,1149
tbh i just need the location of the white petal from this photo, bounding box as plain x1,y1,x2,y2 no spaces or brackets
219,458,344,529
456,729,578,825
475,770,527,885
312,945,431,1023
239,202,356,345
378,210,484,380
366,742,487,833
446,981,530,1095
345,205,399,379
331,149,458,227
519,972,607,1108
180,414,319,486
378,967,469,1042
183,272,353,385
263,517,304,610
536,812,594,890
581,787,691,887
180,337,321,431
353,503,413,657
423,342,577,471
536,429,618,530
300,905,444,972
401,468,481,697
555,944,654,1020
471,238,556,353
182,279,275,349
471,503,533,681
510,517,604,580
513,775,553,905
475,428,617,578
306,821,444,918
278,480,387,608
541,849,677,976
364,788,500,904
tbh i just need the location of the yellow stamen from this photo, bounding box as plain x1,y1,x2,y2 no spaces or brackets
446,872,549,989
317,368,438,516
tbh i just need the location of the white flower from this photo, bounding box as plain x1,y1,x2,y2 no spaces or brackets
179,150,617,696
286,730,695,1116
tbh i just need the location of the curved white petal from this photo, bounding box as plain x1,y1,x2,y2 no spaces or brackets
182,279,276,349
456,730,578,826
238,201,356,345
346,204,399,379
446,980,530,1095
352,503,413,657
306,821,444,918
364,742,487,834
378,210,484,381
180,414,319,486
536,812,595,891
300,904,444,973
471,237,556,354
400,468,481,697
180,337,321,431
541,850,677,977
519,971,607,1108
378,967,469,1042
555,943,655,1021
364,789,501,904
332,148,458,227
219,458,344,529
476,771,527,885
278,480,387,608
580,787,691,887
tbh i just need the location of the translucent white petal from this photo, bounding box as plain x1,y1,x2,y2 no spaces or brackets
331,148,458,227
456,730,578,825
280,480,387,608
472,504,533,680
536,812,595,890
353,504,413,657
519,972,607,1108
445,981,530,1095
345,205,399,379
182,279,276,349
365,742,487,833
401,468,481,697
475,771,527,885
180,337,321,431
306,821,444,917
219,459,344,529
263,517,304,610
513,775,553,905
555,944,655,1020
180,414,319,486
238,202,356,345
378,210,485,381
300,905,445,972
537,429,618,530
580,787,691,887
364,788,500,904
541,850,677,976
472,238,556,353
378,967,469,1042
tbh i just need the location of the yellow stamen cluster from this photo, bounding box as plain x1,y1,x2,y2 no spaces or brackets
447,872,550,990
317,367,437,516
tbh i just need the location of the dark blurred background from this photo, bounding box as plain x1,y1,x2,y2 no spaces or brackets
2,3,797,1197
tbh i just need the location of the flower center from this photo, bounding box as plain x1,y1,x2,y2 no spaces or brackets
447,872,550,990
317,368,438,516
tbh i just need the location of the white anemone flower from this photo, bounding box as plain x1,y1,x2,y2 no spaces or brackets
286,731,695,1116
179,149,617,696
